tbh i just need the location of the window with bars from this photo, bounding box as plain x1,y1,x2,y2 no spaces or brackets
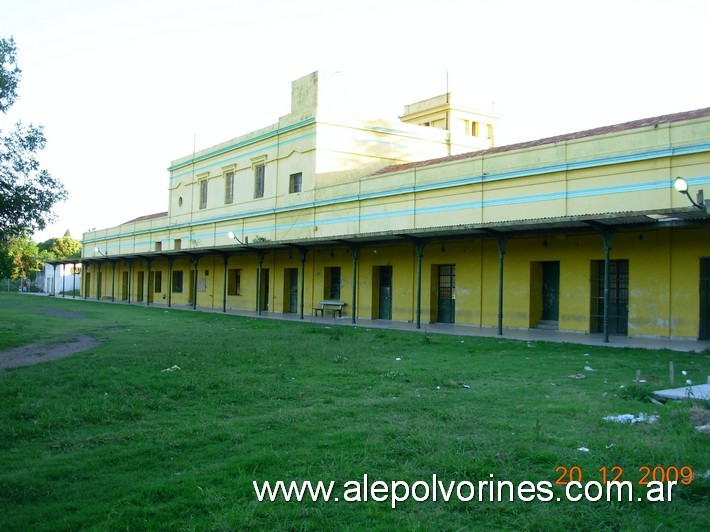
254,164,265,198
225,171,234,204
199,179,208,209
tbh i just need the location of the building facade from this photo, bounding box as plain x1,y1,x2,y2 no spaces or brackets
77,71,710,342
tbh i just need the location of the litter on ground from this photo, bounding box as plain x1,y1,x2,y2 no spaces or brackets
603,413,659,424
162,365,181,372
568,373,586,379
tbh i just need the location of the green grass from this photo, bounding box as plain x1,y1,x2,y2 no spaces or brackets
0,293,708,530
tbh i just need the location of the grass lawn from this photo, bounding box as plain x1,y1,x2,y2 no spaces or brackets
0,293,708,530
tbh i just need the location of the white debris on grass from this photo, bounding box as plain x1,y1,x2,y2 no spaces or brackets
603,413,659,424
584,366,596,372
162,365,181,372
577,447,590,453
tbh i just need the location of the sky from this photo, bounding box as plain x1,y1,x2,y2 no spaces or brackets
1,0,709,243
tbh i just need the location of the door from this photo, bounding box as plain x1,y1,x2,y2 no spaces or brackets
260,269,270,311
700,259,710,340
136,271,144,302
590,259,628,335
287,268,298,313
122,271,128,300
541,261,560,321
378,266,393,320
437,265,456,324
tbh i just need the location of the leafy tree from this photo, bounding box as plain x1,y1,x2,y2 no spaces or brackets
0,37,67,245
0,232,38,280
38,229,81,259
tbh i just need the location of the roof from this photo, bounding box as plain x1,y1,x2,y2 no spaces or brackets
375,107,710,176
122,212,168,224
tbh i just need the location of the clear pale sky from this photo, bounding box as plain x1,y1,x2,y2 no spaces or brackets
1,0,708,242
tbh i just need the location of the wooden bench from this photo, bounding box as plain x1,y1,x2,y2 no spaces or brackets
314,300,346,317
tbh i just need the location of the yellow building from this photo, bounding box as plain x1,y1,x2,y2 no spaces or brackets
79,71,710,343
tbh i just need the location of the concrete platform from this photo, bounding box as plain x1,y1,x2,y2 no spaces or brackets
653,383,710,401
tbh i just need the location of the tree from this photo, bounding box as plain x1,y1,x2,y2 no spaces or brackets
0,232,38,280
38,230,81,259
0,37,67,245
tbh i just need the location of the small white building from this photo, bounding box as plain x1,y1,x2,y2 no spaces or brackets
43,261,82,296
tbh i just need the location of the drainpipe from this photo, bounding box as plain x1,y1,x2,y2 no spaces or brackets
415,240,425,329
496,236,508,336
299,248,307,320
351,246,359,324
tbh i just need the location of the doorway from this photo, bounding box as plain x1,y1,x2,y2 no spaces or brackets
285,268,298,313
374,265,393,320
136,271,144,302
122,271,128,300
437,264,456,323
700,258,710,340
590,259,629,335
259,268,270,311
541,261,560,322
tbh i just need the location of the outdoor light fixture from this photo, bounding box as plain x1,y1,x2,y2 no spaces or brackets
227,231,248,245
673,177,708,212
93,246,108,257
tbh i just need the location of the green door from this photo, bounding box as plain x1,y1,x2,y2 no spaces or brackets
590,259,628,335
288,268,298,313
541,261,560,321
378,266,392,320
437,265,455,324
700,259,710,340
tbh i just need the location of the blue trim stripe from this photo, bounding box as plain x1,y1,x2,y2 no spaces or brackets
84,175,708,246
167,118,316,173
82,141,710,245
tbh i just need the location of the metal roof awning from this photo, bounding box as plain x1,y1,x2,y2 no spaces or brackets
66,207,708,264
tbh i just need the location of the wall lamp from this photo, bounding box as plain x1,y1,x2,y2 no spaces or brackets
674,177,709,213
93,246,108,257
227,231,249,245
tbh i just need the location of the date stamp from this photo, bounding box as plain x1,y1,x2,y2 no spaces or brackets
555,465,694,486
552,465,693,502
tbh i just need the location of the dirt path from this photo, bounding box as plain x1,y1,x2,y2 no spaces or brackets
0,335,100,370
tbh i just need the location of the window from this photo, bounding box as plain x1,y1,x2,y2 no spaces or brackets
155,241,162,251
324,267,341,300
471,122,479,137
154,271,162,293
174,239,181,251
225,171,234,204
289,172,302,194
254,164,265,198
173,270,183,293
228,268,242,296
199,179,208,209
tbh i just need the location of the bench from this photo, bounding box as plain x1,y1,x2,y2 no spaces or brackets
314,300,346,317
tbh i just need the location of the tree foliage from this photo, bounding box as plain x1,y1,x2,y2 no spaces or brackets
38,230,81,260
0,36,67,245
0,232,38,279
